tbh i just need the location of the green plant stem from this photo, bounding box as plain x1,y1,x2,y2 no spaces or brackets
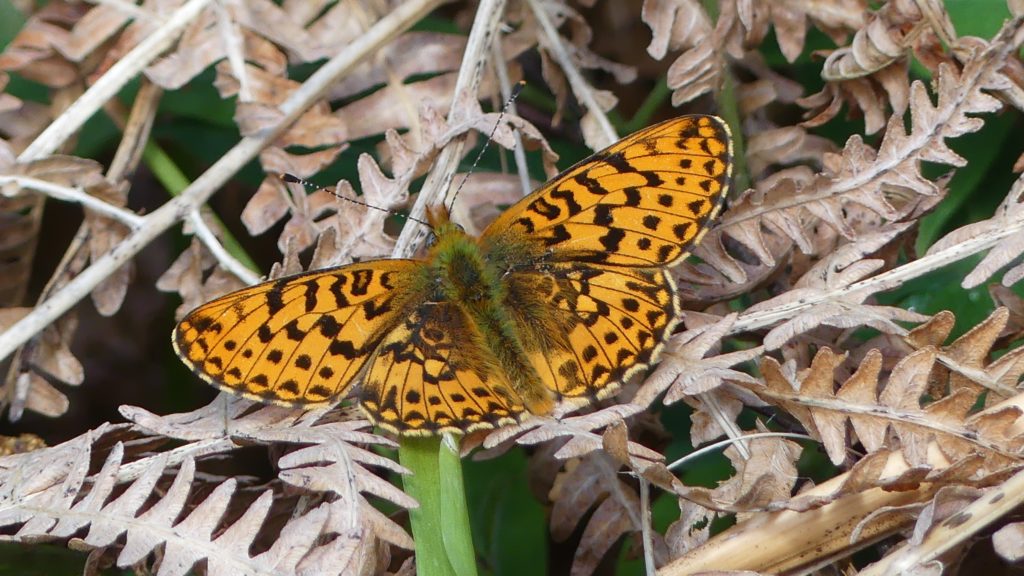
622,79,672,134
142,141,259,273
702,0,749,196
399,434,478,576
717,72,749,197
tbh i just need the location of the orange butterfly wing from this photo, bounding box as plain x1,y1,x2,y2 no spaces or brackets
483,115,731,267
174,260,426,406
483,115,732,403
357,301,526,434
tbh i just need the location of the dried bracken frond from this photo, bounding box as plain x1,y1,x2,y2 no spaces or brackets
549,448,646,576
756,346,1024,466
928,174,1024,288
0,401,412,574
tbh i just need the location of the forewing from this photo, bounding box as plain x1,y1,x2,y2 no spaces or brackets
357,302,527,435
482,115,732,267
173,260,424,406
506,264,679,401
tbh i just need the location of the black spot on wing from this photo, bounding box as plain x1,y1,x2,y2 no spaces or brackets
551,187,583,216
329,340,357,358
265,283,285,314
316,315,341,338
330,275,350,307
543,224,572,246
363,299,392,320
284,320,305,341
531,197,561,220
350,269,373,296
302,279,319,312
599,228,625,252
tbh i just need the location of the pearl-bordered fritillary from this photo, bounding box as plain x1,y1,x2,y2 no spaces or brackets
173,115,733,435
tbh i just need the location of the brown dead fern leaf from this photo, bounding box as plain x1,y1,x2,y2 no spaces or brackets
694,17,1024,306
0,398,413,575
122,394,415,551
905,307,1024,403
756,345,1024,468
549,446,648,576
927,174,1024,289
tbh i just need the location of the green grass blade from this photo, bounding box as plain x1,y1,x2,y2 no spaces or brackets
400,434,478,576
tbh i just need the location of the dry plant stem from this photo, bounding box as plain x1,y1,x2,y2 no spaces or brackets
859,466,1024,575
107,81,162,182
188,210,260,285
394,0,506,258
0,0,447,365
17,0,216,163
665,432,814,471
0,177,144,228
763,392,1019,457
525,0,617,147
700,388,750,459
661,466,934,575
639,478,656,576
213,1,251,102
491,40,533,197
728,212,1024,336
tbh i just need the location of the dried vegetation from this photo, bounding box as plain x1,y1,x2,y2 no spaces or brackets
1,0,1024,574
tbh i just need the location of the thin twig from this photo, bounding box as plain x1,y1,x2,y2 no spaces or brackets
0,0,448,365
525,0,617,148
666,432,815,471
18,0,215,162
107,80,163,182
0,176,144,228
393,0,508,258
491,38,533,197
728,213,1024,336
187,210,261,285
639,478,656,576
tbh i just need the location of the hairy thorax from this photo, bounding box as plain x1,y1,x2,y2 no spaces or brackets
422,211,555,414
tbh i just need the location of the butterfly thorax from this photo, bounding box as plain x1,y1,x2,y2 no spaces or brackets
423,207,556,415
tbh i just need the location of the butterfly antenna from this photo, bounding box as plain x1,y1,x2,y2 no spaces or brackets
280,173,430,228
446,80,526,212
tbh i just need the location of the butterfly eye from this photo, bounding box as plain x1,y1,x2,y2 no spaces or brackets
424,231,439,248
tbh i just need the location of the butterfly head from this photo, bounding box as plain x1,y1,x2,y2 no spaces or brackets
424,204,466,246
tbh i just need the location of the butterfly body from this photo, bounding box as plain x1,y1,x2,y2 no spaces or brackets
174,115,733,435
419,207,557,416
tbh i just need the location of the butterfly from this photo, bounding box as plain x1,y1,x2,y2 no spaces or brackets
173,115,733,435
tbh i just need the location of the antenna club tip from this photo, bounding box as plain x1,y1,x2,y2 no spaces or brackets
281,173,301,183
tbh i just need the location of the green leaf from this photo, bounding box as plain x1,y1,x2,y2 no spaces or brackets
463,449,547,576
